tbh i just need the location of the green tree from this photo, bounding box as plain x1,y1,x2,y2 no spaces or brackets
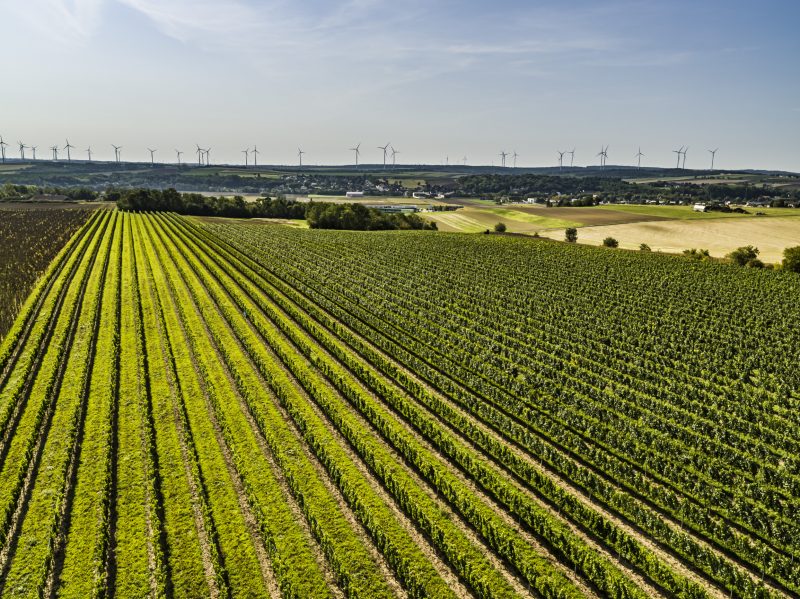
639,243,651,251
494,222,507,233
727,245,759,267
565,227,578,243
602,237,619,248
783,246,800,272
683,248,711,261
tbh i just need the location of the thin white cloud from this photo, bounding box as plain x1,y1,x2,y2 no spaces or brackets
7,0,104,42
116,0,263,42
445,38,615,56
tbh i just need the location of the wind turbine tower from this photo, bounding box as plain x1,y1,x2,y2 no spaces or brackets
298,148,305,167
377,143,390,169
512,151,518,168
87,147,92,162
252,146,259,167
682,146,689,170
391,146,399,168
499,151,508,168
557,150,566,170
708,148,718,170
242,148,249,166
635,147,644,169
148,148,157,166
51,146,59,161
672,146,684,169
569,148,575,167
64,139,75,161
196,145,203,166
31,146,38,161
0,136,7,163
350,143,361,166
175,150,183,166
18,142,26,160
204,148,211,166
112,145,122,164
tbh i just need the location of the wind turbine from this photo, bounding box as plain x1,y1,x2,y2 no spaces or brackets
462,156,468,166
242,148,249,166
51,146,59,161
175,149,183,165
0,136,7,163
557,150,566,170
708,148,718,170
672,146,684,169
86,147,92,162
31,146,37,161
18,141,26,160
64,139,74,161
204,148,211,166
681,146,689,170
252,145,259,167
635,147,644,169
390,145,399,168
377,142,390,169
499,151,508,167
196,145,204,166
297,147,305,167
349,143,361,166
597,146,607,168
512,151,518,168
112,144,122,164
148,148,157,165
569,148,575,167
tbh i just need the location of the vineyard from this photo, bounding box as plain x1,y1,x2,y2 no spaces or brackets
0,210,798,598
0,205,89,340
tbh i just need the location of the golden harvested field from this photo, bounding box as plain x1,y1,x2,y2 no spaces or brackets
424,206,581,233
541,215,800,262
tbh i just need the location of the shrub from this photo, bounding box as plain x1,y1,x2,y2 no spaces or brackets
783,246,800,273
565,227,578,243
639,243,651,251
494,222,507,233
745,258,765,269
683,248,711,261
727,245,759,267
602,237,619,248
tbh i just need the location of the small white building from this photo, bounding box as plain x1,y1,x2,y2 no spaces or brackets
346,191,364,198
693,203,707,212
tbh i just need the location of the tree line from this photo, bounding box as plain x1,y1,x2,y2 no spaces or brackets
115,188,436,231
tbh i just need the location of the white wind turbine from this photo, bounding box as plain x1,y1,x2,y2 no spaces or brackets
377,142,390,168
635,147,644,169
350,143,361,166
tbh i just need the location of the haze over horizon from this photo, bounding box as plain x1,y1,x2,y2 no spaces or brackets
3,0,798,171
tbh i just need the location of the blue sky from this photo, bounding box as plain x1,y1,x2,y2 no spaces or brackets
2,0,798,169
